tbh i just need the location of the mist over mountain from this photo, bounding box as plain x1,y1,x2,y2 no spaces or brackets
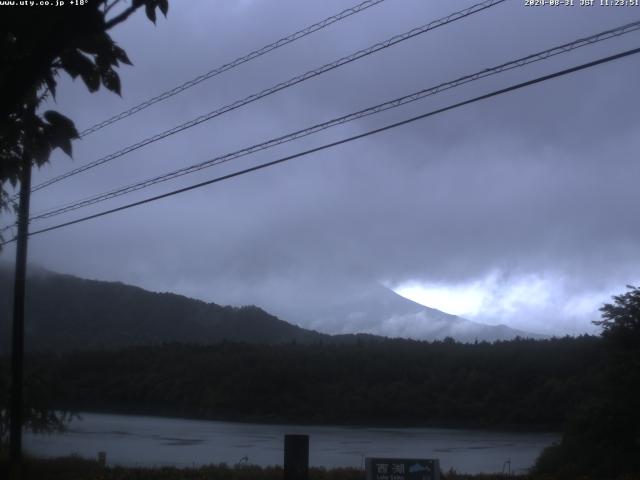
271,283,546,342
0,266,543,353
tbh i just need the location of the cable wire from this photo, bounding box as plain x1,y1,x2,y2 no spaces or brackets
28,20,640,222
28,0,505,194
2,45,636,245
78,0,389,137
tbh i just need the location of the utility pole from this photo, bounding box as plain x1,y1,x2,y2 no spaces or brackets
9,153,32,480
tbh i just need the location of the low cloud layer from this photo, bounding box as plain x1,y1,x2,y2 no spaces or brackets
395,269,624,335
2,0,639,336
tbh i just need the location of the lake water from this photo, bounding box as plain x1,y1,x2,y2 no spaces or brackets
24,413,559,474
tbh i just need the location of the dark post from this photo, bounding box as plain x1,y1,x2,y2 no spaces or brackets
9,156,32,480
284,434,309,480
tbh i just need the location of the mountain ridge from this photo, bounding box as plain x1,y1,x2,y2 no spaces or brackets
0,266,327,353
272,282,546,342
0,266,544,353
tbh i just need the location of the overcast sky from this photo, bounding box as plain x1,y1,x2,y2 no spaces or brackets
2,0,640,336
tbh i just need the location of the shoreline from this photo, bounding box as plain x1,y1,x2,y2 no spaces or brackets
60,408,561,435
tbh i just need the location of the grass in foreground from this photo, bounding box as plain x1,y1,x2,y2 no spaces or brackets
0,456,532,480
3,456,640,480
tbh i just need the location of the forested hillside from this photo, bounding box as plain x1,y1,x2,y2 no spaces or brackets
0,267,326,352
0,267,544,350
13,336,604,430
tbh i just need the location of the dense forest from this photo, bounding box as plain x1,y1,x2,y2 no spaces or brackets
2,336,603,431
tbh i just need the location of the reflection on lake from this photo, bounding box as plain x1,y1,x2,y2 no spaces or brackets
25,413,558,474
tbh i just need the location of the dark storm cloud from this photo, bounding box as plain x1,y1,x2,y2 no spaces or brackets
3,0,639,335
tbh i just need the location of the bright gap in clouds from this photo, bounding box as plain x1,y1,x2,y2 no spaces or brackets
395,282,487,317
394,271,551,317
393,271,612,335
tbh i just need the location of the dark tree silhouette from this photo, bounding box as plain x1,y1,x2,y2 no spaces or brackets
0,0,169,241
596,285,640,471
0,363,73,446
535,285,640,478
0,0,170,444
595,285,640,348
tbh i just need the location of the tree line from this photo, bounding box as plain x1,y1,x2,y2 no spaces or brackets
4,335,604,431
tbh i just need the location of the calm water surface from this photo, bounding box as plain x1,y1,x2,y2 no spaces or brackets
25,413,558,474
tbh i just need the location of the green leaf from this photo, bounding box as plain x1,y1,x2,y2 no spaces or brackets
76,32,111,56
145,3,157,24
158,0,168,16
101,69,121,96
112,44,132,66
43,110,78,157
80,68,101,93
50,131,73,157
43,110,79,139
60,49,99,93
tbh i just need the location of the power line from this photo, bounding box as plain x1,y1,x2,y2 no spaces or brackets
28,0,505,194
3,45,637,245
78,0,389,137
27,20,640,222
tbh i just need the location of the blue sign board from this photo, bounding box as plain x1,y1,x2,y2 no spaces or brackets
365,458,440,480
